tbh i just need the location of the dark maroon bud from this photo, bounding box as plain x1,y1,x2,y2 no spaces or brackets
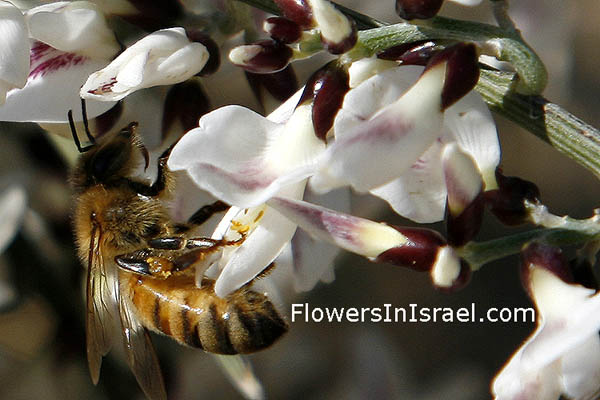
162,80,210,139
485,168,541,226
447,192,485,247
521,242,573,297
425,43,479,110
186,30,220,76
230,40,293,74
378,41,441,66
245,65,299,108
321,19,357,55
274,0,314,29
297,61,349,142
435,260,472,293
94,101,123,137
375,227,446,272
264,17,302,44
395,0,444,20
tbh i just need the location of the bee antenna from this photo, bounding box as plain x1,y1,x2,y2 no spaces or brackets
68,107,94,153
80,98,95,144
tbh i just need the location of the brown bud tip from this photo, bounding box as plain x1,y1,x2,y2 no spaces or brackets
521,242,573,297
274,0,314,29
186,30,220,76
162,80,210,137
298,61,349,142
264,17,302,44
321,19,357,55
395,0,444,20
375,227,446,272
425,43,479,110
447,192,485,247
229,40,293,74
485,168,541,226
245,65,299,107
377,41,440,66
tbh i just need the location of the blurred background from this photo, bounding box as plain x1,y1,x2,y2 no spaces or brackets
0,0,599,399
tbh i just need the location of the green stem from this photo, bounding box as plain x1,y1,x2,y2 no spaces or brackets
460,228,595,269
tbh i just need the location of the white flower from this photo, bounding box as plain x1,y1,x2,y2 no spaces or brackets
492,244,600,400
314,61,499,223
81,27,209,101
0,1,30,105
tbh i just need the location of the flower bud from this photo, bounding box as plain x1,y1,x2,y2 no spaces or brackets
186,30,220,76
425,42,479,110
484,168,540,226
521,242,573,300
308,0,357,54
229,40,293,74
375,226,447,272
395,0,444,20
274,0,314,29
298,61,349,142
377,41,440,66
264,17,302,44
430,248,472,292
162,80,210,138
443,143,484,246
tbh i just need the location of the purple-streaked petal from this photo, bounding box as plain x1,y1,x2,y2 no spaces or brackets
310,63,446,193
168,94,323,208
267,196,408,258
0,2,29,104
0,43,115,122
26,1,119,60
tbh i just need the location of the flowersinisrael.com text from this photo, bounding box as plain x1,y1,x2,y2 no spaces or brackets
291,303,535,324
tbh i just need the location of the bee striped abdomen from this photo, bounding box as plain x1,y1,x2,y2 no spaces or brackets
126,274,288,354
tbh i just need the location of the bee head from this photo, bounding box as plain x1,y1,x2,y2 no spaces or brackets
71,122,148,190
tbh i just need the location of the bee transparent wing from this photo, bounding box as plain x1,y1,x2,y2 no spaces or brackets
86,224,118,384
118,280,167,400
212,354,265,400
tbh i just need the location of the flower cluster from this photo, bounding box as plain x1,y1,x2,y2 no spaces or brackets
0,0,598,399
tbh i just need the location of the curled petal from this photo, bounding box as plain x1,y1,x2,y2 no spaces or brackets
0,2,29,104
26,1,120,60
81,27,209,101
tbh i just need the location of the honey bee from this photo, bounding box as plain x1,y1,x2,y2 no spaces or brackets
69,110,288,400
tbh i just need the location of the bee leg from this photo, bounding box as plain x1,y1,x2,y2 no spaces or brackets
188,201,230,226
115,243,223,278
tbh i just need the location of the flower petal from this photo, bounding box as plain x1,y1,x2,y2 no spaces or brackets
81,27,208,101
0,1,29,104
168,92,323,208
310,63,446,193
0,43,115,122
26,1,119,60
